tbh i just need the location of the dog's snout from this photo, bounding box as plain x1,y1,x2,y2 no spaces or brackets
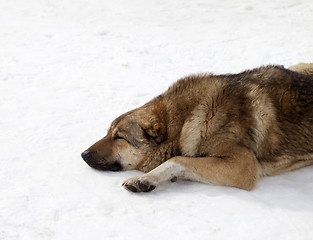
81,150,92,161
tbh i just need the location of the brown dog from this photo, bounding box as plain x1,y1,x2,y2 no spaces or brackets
82,63,313,192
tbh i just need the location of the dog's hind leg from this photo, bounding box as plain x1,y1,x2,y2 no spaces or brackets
288,63,313,75
122,146,260,192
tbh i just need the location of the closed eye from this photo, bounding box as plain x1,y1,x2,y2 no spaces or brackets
113,131,140,148
114,135,124,140
113,132,125,140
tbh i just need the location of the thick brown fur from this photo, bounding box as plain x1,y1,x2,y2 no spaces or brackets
82,63,313,192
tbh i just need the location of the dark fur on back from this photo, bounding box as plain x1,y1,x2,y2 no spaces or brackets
157,65,313,166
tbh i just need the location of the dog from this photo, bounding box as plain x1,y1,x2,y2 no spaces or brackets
81,63,313,193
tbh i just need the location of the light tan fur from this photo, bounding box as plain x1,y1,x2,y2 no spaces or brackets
288,62,313,75
82,63,313,193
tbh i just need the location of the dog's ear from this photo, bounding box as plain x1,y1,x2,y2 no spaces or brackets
143,123,166,144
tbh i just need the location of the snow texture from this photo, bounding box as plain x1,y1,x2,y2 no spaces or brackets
1,0,313,239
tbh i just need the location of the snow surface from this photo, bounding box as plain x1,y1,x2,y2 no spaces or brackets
1,0,313,239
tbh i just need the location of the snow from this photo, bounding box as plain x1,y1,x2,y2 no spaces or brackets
1,0,313,239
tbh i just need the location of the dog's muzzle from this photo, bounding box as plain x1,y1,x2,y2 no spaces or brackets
81,150,122,171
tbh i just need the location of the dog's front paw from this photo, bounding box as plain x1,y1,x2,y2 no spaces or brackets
122,176,156,193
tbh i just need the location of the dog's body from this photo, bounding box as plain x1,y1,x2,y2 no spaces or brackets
82,63,313,192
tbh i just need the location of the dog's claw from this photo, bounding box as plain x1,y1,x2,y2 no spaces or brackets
138,181,148,192
124,184,138,192
139,181,156,192
148,185,156,192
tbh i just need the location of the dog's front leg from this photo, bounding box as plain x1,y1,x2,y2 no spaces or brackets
122,160,185,192
122,147,259,192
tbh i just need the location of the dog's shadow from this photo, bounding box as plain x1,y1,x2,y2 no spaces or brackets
119,166,313,213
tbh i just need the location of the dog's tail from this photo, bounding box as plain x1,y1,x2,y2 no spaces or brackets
288,63,313,76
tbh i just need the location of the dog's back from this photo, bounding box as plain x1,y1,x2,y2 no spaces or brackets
225,65,313,175
161,65,313,176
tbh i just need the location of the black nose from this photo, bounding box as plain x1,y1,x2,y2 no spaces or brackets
81,150,92,161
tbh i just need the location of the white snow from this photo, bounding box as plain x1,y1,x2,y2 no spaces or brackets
1,0,313,239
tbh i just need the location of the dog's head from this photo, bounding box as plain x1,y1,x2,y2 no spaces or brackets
81,102,167,172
